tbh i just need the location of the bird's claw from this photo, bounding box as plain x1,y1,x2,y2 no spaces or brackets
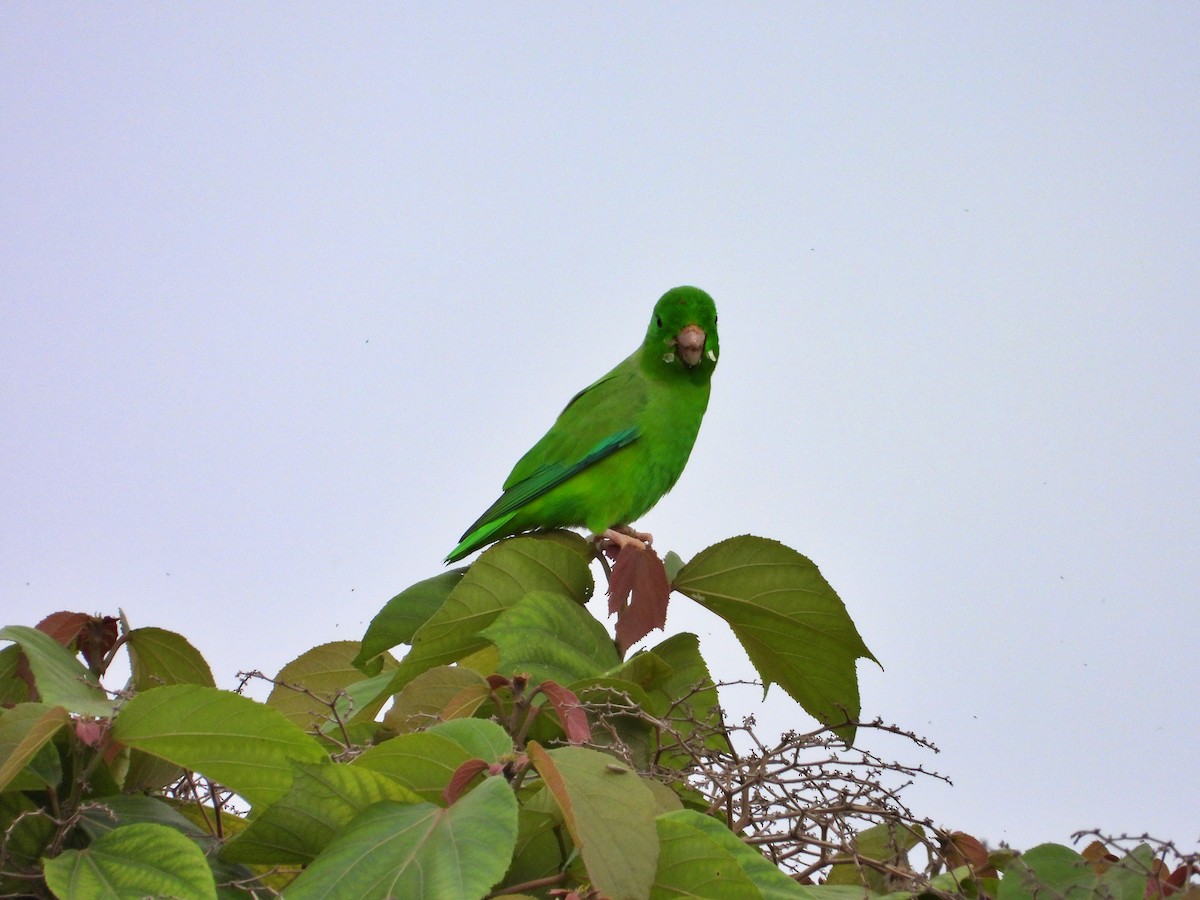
593,526,654,561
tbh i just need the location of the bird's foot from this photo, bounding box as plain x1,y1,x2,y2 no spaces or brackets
593,526,654,561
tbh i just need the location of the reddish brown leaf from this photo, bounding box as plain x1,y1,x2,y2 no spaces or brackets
75,719,106,748
539,681,591,745
1144,859,1170,899
1165,863,1188,889
36,612,92,647
441,758,489,805
35,612,119,673
79,616,119,672
943,831,991,875
486,674,512,690
1146,860,1168,899
607,545,670,656
1156,863,1198,898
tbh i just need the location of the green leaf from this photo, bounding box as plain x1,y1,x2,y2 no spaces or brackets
385,535,594,692
645,633,731,759
928,865,979,897
355,568,468,672
284,775,518,900
267,641,393,730
528,742,659,900
826,822,924,889
570,676,655,714
121,744,185,794
456,642,501,675
503,784,566,888
0,791,55,868
111,684,327,809
663,550,686,584
126,627,215,689
427,718,513,763
604,650,676,721
564,652,672,765
998,843,1096,900
222,761,422,864
646,634,716,712
673,536,877,743
643,778,686,815
998,843,1083,896
352,731,472,803
565,675,656,769
1098,844,1155,900
652,813,762,899
0,703,68,791
334,669,402,728
998,843,1151,900
482,590,620,684
77,794,209,840
74,795,261,897
0,644,31,706
658,809,818,899
383,665,491,733
123,628,216,793
0,625,114,718
42,822,217,900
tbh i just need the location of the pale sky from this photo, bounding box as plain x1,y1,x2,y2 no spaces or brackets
3,5,1197,852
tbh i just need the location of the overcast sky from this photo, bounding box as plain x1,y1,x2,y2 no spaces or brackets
3,5,1197,853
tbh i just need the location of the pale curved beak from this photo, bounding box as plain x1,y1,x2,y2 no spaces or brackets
675,324,706,367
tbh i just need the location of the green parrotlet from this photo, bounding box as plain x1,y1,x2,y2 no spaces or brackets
446,285,719,563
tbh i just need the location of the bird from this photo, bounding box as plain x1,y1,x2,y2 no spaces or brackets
446,285,719,563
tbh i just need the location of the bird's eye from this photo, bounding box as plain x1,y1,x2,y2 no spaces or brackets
714,315,718,325
656,316,663,328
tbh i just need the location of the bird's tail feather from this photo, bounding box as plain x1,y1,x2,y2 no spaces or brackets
444,511,519,564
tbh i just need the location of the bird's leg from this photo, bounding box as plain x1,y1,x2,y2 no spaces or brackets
593,525,654,559
612,524,654,547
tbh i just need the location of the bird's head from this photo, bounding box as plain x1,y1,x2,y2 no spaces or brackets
646,286,719,375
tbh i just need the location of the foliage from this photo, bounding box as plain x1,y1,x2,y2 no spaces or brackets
1,531,1196,899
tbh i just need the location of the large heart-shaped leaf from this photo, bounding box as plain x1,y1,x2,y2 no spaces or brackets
998,842,1152,900
222,761,421,864
284,775,518,899
123,627,215,791
674,536,877,743
385,534,594,692
352,731,472,804
355,568,467,672
112,684,326,808
42,822,217,900
652,812,761,899
482,590,619,684
644,633,730,760
657,809,817,899
426,718,513,763
528,742,659,900
77,794,211,840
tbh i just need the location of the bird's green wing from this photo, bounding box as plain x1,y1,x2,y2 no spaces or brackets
503,362,646,489
456,424,638,541
449,360,648,558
